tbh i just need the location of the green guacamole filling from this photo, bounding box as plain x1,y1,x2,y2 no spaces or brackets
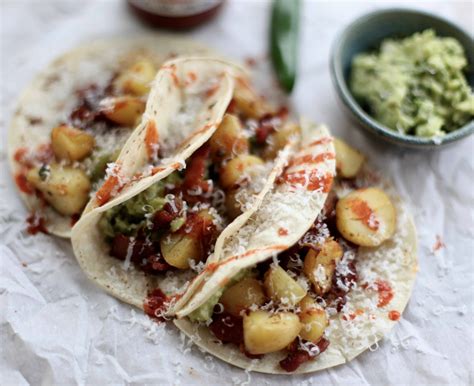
350,29,474,137
188,269,252,323
98,172,183,239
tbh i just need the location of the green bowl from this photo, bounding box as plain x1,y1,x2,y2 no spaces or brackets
330,8,474,149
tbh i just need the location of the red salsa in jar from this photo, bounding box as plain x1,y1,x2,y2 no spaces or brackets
127,0,225,29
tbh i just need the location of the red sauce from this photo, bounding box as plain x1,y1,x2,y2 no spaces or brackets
14,144,54,169
95,175,119,206
309,137,332,147
144,288,169,322
278,227,289,236
342,308,364,321
349,198,379,231
205,245,288,275
375,279,394,307
287,152,335,168
14,147,30,166
26,213,49,235
205,84,219,98
15,173,34,194
282,170,333,192
388,310,400,321
145,120,159,160
432,235,445,252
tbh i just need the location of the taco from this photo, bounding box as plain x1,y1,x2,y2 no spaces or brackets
173,121,417,374
71,60,301,315
8,34,215,237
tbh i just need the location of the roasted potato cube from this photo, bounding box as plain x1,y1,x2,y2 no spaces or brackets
303,240,343,295
114,59,156,96
160,233,201,269
334,138,365,178
220,154,264,189
243,310,302,354
264,122,301,159
298,296,328,342
233,80,274,119
26,164,91,215
51,125,95,162
209,114,249,161
336,188,396,247
101,96,145,127
264,265,307,306
219,277,266,317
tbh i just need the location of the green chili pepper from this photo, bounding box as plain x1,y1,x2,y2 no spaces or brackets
270,0,300,93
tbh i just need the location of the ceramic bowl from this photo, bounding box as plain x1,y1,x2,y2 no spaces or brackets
330,8,474,149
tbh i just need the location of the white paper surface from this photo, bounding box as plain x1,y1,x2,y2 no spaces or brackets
1,1,473,385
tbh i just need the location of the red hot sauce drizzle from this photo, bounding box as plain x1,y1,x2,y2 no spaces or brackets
375,279,394,307
388,310,400,321
349,197,379,231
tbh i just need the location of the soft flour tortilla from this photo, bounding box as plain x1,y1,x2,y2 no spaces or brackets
70,56,239,309
175,122,337,317
8,34,216,238
174,123,418,374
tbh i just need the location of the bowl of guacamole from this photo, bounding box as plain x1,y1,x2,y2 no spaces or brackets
330,9,474,149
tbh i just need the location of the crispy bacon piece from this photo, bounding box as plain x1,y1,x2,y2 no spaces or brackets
153,200,182,230
110,234,171,273
144,288,169,322
279,338,330,372
209,312,243,345
181,145,211,203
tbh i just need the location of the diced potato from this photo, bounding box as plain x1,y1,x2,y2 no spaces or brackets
225,188,243,219
336,188,396,247
209,114,249,161
298,296,328,342
334,138,365,178
220,154,264,189
219,278,266,317
243,310,302,355
233,80,274,119
264,265,307,306
264,122,301,159
303,240,343,295
51,125,95,162
114,59,156,96
160,233,201,270
101,96,145,127
26,163,91,215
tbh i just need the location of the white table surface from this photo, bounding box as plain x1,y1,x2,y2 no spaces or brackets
1,1,473,385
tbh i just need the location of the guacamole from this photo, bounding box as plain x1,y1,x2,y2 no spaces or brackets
350,29,474,137
98,172,182,239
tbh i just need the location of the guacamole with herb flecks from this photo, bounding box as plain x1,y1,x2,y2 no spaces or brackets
350,29,474,138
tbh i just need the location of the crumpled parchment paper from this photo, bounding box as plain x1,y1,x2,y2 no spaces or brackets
1,1,473,385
